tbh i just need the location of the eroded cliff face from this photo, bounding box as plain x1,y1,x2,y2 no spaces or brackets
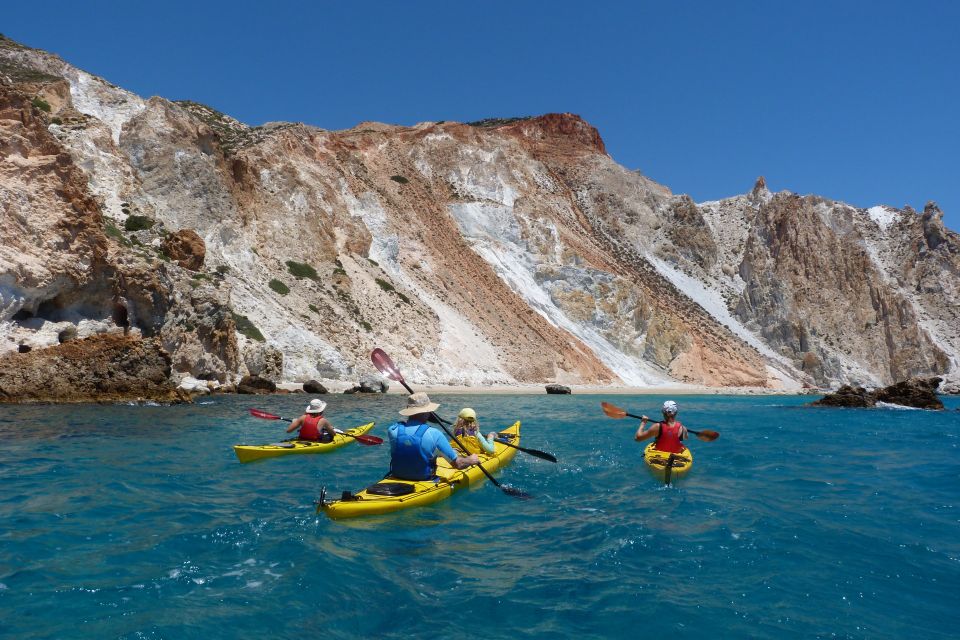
0,36,238,399
1,34,957,396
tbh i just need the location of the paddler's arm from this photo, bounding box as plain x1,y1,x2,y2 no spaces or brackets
476,431,496,454
431,432,480,469
286,415,305,434
319,418,337,439
634,416,659,442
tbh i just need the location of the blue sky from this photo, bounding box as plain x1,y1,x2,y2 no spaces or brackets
6,1,959,230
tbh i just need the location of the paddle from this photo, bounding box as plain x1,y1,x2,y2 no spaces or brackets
600,401,720,441
248,408,384,445
370,348,531,499
429,414,558,463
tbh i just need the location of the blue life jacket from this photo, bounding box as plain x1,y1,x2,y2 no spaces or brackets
390,422,435,480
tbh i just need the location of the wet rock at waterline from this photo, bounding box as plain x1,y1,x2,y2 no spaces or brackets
236,375,277,394
302,380,328,394
811,377,944,410
545,384,572,394
0,334,184,403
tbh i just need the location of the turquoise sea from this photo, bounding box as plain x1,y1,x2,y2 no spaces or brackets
1,393,958,639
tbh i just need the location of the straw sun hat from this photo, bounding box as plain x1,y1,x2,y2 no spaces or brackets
398,392,440,416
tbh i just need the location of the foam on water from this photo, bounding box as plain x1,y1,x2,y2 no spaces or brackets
0,394,958,639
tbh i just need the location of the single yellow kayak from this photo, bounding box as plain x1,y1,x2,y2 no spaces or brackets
233,423,375,463
318,421,521,518
643,442,693,484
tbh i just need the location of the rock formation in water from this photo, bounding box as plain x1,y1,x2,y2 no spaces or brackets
0,334,185,403
1,34,958,401
811,376,944,410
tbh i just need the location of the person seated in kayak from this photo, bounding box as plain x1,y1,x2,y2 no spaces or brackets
387,393,480,480
286,399,337,442
452,407,496,455
634,400,688,453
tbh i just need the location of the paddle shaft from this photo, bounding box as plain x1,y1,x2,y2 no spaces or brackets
626,412,708,437
433,415,557,463
392,379,507,490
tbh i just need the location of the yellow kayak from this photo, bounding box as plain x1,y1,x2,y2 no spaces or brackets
318,421,521,518
643,442,693,484
233,423,375,463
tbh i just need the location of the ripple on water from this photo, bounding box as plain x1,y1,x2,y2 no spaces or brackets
0,394,958,639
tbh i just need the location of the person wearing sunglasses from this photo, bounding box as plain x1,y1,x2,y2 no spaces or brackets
452,408,497,455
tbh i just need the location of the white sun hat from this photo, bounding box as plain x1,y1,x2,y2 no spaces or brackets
305,399,327,414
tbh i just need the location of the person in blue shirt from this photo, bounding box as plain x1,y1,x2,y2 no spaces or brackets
387,392,480,481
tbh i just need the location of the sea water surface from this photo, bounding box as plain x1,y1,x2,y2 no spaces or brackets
1,393,958,639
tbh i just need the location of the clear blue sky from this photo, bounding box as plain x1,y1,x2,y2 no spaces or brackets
6,0,959,231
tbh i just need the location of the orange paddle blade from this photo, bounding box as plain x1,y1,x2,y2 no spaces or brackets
694,429,720,442
601,402,627,419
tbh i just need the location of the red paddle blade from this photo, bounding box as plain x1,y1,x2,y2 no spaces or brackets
352,434,384,445
371,348,405,383
249,408,281,420
695,430,720,442
601,402,627,419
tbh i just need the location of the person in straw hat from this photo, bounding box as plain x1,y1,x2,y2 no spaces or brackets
287,398,338,442
387,392,480,480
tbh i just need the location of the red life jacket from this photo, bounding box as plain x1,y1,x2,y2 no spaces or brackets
299,414,323,441
655,420,686,453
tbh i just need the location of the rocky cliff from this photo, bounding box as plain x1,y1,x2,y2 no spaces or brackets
1,34,957,399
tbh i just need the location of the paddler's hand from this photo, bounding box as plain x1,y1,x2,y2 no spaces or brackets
640,415,649,422
453,453,481,469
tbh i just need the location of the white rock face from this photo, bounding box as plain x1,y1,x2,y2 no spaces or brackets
3,37,957,391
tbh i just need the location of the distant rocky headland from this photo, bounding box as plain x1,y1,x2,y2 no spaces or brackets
1,33,958,403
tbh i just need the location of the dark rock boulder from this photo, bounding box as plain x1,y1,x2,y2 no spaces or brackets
811,385,873,407
874,377,944,410
303,380,328,394
812,377,944,410
237,375,276,394
545,383,572,395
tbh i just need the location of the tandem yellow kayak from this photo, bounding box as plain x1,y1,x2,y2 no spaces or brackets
317,421,521,518
643,442,693,484
233,423,375,463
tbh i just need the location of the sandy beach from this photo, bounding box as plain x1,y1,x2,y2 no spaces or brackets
280,381,816,396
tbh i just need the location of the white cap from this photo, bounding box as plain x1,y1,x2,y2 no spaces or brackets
662,400,678,415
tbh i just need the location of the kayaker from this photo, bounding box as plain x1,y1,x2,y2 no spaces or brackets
452,408,496,455
387,393,480,480
287,399,338,442
635,400,688,453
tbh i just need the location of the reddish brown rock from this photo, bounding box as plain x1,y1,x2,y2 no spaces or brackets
161,229,206,271
0,334,181,403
